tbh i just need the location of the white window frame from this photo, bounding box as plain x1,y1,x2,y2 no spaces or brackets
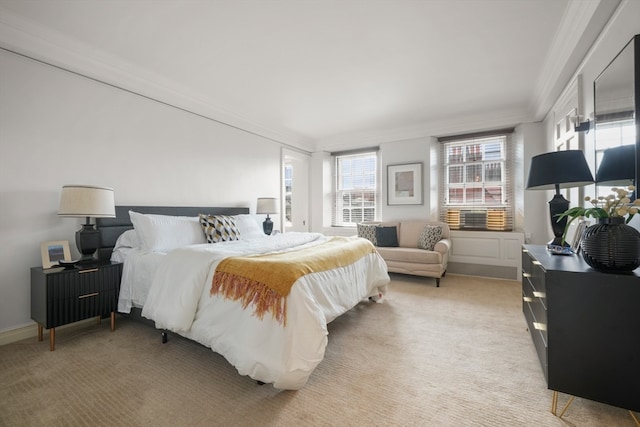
439,131,514,231
332,150,379,227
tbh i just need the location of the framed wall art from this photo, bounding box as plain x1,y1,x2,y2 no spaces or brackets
571,219,589,253
40,240,71,269
387,162,423,205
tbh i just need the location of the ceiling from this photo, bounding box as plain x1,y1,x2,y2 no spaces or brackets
0,0,619,151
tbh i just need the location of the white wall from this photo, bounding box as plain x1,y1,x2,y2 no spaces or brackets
542,0,640,232
0,50,283,332
518,122,550,244
379,138,435,221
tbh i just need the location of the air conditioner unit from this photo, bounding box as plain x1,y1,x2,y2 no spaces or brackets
460,210,486,229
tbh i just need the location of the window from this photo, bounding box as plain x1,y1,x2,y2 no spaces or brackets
439,130,514,231
284,163,292,226
333,151,378,226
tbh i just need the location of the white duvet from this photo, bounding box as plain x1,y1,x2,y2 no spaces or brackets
140,232,390,389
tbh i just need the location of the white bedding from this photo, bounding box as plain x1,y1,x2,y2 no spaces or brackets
119,232,390,389
117,248,166,313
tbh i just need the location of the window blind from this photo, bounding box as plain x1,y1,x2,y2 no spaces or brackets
438,130,514,231
332,150,379,226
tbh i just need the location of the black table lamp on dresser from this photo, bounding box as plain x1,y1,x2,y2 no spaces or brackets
256,197,278,235
526,150,594,247
58,185,115,264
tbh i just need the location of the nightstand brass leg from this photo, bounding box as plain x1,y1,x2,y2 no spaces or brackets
37,324,43,342
49,328,55,351
110,312,115,332
630,410,639,426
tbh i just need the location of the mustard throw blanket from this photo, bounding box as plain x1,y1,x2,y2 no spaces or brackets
211,236,376,325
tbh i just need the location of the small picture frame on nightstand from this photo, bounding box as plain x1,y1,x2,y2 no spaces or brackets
40,240,71,269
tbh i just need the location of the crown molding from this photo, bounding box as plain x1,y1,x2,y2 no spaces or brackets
314,107,533,152
0,6,314,152
530,0,608,121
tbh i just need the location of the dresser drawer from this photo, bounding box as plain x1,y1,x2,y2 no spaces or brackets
522,249,532,275
52,289,117,327
529,259,546,295
522,247,548,381
45,267,119,300
523,298,548,380
523,279,547,325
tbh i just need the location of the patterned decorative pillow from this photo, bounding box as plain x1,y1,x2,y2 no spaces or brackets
376,226,399,247
357,223,378,245
199,214,240,243
418,225,443,250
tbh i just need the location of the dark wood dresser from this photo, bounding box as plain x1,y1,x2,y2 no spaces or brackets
521,245,640,412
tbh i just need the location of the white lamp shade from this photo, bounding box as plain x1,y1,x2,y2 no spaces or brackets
256,197,278,214
58,185,116,218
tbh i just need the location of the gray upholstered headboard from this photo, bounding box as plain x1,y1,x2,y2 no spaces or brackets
95,205,250,261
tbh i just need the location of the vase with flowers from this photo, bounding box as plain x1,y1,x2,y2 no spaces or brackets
556,185,640,272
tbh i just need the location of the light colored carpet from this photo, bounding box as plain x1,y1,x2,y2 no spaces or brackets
0,274,636,426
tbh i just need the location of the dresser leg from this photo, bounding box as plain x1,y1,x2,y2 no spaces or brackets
37,324,43,342
550,391,574,418
110,312,115,332
49,328,55,351
558,396,575,418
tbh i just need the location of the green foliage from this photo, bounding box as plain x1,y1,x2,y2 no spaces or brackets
555,186,639,245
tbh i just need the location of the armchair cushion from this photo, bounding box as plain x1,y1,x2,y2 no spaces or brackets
418,225,443,250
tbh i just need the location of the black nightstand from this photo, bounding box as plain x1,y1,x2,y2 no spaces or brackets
30,261,123,351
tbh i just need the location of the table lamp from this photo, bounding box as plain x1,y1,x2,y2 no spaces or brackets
596,145,636,200
58,185,115,264
526,150,594,247
256,197,278,235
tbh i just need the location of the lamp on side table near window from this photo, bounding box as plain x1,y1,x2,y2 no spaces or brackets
256,197,278,235
58,185,116,265
526,150,594,253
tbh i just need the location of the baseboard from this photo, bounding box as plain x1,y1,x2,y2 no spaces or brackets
0,318,99,346
0,323,36,346
447,262,518,281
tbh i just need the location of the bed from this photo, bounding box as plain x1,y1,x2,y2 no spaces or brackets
96,206,390,389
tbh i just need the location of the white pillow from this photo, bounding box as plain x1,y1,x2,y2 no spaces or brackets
234,214,266,239
129,211,207,252
114,229,139,250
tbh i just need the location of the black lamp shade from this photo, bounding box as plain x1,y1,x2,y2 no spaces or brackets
526,150,594,191
596,145,636,186
526,150,594,247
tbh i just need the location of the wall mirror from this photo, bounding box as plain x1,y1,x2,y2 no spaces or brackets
593,34,639,200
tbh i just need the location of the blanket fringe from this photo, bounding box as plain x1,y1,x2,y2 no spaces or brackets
212,271,287,326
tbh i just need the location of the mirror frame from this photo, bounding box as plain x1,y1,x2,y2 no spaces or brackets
593,34,640,197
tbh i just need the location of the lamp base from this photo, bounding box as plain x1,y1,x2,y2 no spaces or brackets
76,222,99,264
263,216,273,235
548,192,570,250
